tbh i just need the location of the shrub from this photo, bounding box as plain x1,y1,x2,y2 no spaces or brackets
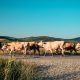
0,58,7,80
0,58,39,80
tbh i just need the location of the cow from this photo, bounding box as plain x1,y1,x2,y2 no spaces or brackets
0,42,2,49
0,42,4,52
63,42,77,54
2,43,15,57
1,42,24,57
2,41,41,57
38,41,65,56
23,42,41,56
75,42,80,51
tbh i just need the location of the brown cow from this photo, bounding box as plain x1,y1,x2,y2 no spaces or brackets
63,42,77,54
23,42,41,56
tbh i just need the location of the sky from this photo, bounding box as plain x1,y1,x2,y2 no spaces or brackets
0,0,80,39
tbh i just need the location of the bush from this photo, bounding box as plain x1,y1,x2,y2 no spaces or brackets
0,58,7,80
0,58,39,80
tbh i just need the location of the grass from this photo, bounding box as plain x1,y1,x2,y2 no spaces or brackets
0,58,39,80
1,55,80,80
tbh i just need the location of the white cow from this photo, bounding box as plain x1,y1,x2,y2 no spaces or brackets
2,42,25,57
38,41,65,56
76,42,80,51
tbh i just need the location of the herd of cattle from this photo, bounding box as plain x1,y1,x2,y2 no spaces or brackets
0,41,80,56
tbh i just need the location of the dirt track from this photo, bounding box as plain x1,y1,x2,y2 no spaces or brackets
1,55,80,80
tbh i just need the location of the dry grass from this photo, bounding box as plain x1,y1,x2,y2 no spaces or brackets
23,56,80,80
1,53,80,80
0,58,39,80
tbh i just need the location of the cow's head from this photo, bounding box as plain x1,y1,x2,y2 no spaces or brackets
1,44,10,50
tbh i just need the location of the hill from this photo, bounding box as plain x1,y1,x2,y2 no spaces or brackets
0,36,18,43
0,36,80,42
71,37,80,42
19,36,63,42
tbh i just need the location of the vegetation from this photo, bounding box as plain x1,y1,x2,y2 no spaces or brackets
0,36,80,43
1,56,80,80
0,58,39,80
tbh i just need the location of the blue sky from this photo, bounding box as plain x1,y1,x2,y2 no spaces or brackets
0,0,80,39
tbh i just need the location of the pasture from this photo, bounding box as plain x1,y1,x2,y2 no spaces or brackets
1,53,80,80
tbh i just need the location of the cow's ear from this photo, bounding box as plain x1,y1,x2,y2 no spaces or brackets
7,44,10,46
44,42,46,44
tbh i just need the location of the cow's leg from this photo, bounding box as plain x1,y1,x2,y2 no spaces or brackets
23,47,30,56
37,48,40,56
73,48,77,55
69,48,76,55
61,49,65,56
0,49,4,52
24,48,27,56
44,50,47,56
55,49,59,55
0,49,4,55
50,50,53,56
9,50,12,58
70,49,73,55
60,44,65,56
33,49,36,56
60,45,65,56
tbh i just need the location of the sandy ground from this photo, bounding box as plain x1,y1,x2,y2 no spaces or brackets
1,55,80,80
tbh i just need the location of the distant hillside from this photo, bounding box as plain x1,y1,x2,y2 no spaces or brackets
0,36,17,40
71,37,80,42
64,37,80,42
0,36,80,42
19,36,63,42
0,36,18,42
